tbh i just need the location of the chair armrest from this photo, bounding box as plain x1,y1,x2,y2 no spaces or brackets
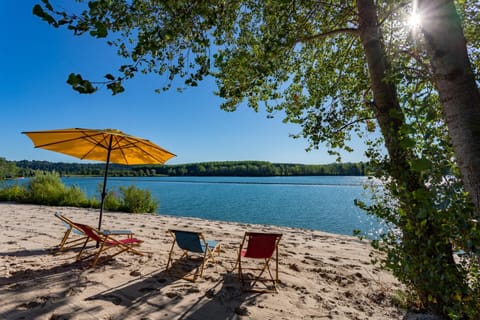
102,229,134,236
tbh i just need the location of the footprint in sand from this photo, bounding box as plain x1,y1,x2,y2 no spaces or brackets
345,263,362,270
165,291,183,299
186,286,201,294
303,255,320,262
16,295,56,310
66,286,86,296
16,301,43,310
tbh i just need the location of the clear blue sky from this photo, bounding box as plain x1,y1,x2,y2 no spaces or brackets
1,1,367,165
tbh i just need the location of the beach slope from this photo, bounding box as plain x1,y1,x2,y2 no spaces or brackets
0,203,405,319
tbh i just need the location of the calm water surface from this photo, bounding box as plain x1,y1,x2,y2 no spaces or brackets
59,176,383,237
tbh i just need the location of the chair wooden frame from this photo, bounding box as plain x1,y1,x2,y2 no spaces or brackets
75,223,143,268
166,229,221,281
53,213,90,253
235,232,282,292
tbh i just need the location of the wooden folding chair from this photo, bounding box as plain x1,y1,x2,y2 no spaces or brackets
166,229,221,282
234,232,282,292
75,223,143,268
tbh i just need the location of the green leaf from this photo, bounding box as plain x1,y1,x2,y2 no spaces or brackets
67,73,81,86
107,81,125,95
90,22,108,38
411,158,431,172
104,74,115,81
41,0,53,11
399,137,415,149
66,73,96,94
32,4,57,26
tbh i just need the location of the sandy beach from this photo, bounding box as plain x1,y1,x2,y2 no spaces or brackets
0,203,406,319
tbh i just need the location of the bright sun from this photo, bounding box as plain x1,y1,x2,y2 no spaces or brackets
408,12,422,28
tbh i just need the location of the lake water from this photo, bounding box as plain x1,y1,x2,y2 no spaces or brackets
59,176,384,238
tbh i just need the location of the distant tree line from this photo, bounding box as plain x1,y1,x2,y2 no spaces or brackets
0,158,368,179
144,161,367,176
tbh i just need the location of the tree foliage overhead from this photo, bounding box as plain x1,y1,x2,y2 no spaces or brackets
33,0,376,155
33,1,476,158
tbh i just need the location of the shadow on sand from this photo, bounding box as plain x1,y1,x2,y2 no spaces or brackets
87,268,257,320
1,246,269,319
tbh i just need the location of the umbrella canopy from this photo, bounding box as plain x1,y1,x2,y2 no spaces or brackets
22,128,176,229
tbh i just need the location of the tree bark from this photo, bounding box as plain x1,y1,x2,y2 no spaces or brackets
419,0,480,217
356,0,419,190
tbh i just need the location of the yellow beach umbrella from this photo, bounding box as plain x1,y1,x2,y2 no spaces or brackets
22,128,176,229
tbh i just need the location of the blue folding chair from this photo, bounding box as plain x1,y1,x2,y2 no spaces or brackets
166,229,221,281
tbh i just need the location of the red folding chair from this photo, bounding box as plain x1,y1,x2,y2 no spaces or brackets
234,232,282,292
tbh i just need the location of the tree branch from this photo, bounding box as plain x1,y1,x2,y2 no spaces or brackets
378,1,410,27
295,28,358,44
399,49,433,78
333,117,374,135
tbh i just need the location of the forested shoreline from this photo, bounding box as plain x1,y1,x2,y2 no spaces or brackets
1,158,367,179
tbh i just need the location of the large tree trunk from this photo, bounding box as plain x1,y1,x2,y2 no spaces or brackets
419,0,480,217
356,0,419,190
357,0,463,314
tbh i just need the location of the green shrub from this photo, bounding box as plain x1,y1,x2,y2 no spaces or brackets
358,175,480,318
0,184,28,202
10,173,93,207
60,185,90,207
0,174,158,215
103,189,121,211
27,173,66,205
119,185,158,213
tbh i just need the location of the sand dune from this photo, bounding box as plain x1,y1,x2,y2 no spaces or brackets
0,203,406,319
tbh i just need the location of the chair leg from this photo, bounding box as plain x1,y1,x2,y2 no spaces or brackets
91,241,108,268
238,258,244,284
199,250,208,278
239,257,278,292
56,237,90,254
166,240,176,270
264,258,276,287
58,229,72,251
198,245,221,279
249,258,270,288
212,244,221,257
180,250,188,260
275,249,279,282
76,237,90,261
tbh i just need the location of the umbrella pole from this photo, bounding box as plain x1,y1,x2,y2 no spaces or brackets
98,136,113,232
